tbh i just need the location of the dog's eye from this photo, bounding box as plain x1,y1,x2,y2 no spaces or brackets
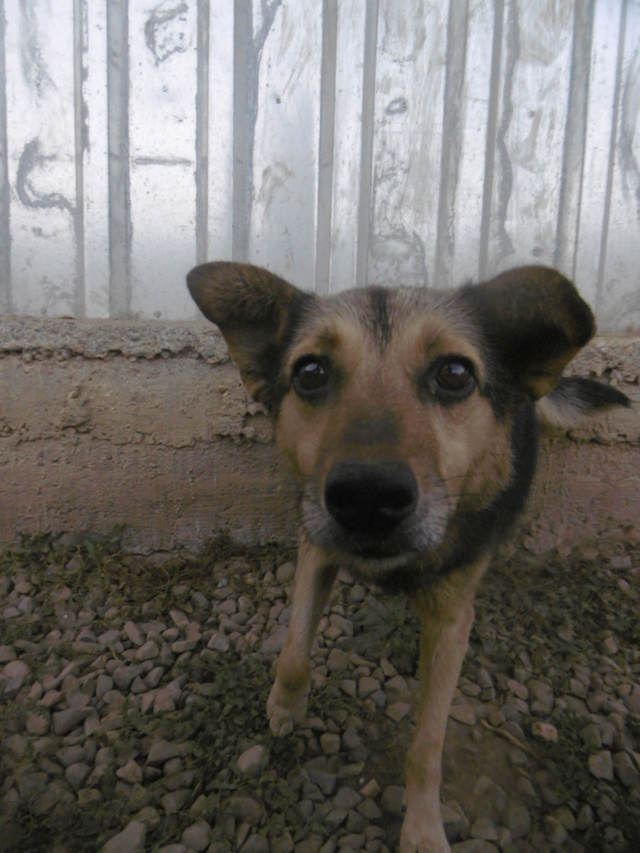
292,356,330,397
429,357,476,399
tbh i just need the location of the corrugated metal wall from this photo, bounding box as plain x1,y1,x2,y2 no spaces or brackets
0,0,638,331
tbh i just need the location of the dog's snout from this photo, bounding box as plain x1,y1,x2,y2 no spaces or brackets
324,461,418,537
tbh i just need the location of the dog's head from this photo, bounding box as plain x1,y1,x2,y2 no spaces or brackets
188,263,594,584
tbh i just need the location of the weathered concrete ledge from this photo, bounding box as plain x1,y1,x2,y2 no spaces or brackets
1,318,638,554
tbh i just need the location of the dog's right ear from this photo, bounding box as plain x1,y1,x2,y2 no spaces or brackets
187,262,313,410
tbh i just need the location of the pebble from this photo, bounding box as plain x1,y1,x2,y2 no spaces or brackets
380,786,404,816
237,744,266,775
181,820,211,852
588,750,614,781
1,659,31,696
102,820,146,853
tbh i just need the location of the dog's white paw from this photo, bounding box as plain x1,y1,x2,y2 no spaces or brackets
266,682,308,737
399,818,451,853
399,835,451,853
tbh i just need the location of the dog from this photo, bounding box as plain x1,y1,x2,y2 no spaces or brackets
187,262,630,853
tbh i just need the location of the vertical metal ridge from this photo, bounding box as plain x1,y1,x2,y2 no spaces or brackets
196,0,210,264
73,0,86,317
0,0,11,314
355,0,379,288
596,0,627,316
315,0,338,295
232,0,252,263
435,0,469,289
107,0,131,318
232,0,282,263
554,0,595,278
478,0,505,281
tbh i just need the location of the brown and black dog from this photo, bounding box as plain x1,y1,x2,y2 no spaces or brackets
187,262,630,853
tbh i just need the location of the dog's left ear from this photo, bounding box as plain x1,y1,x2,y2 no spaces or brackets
463,266,595,399
187,262,313,410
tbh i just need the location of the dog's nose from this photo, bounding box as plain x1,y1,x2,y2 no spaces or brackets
324,461,418,537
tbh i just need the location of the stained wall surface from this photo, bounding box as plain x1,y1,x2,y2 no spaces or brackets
0,1,639,330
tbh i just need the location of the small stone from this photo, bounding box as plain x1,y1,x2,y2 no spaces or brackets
543,815,568,845
78,788,102,806
576,803,594,830
124,621,145,647
1,659,30,696
358,677,380,699
308,768,337,796
207,633,230,652
153,680,182,713
449,703,476,726
380,785,405,815
526,679,554,715
227,796,263,824
320,733,341,755
181,820,211,852
552,805,575,832
135,641,159,661
327,648,351,671
588,750,614,781
360,779,381,799
470,815,498,841
260,626,288,657
531,721,558,742
102,819,146,853
57,745,86,767
275,562,295,582
236,745,266,776
333,786,362,810
26,711,49,736
340,679,357,698
52,708,92,736
0,645,17,663
65,762,92,791
145,666,164,688
160,791,191,815
116,759,144,784
505,804,531,840
96,674,114,699
147,740,185,766
113,665,141,691
329,613,353,636
624,684,640,714
612,751,640,787
170,610,190,629
386,701,411,723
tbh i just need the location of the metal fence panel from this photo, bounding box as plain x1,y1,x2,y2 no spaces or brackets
0,0,638,330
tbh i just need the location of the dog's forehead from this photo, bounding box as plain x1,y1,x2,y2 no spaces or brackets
291,286,482,364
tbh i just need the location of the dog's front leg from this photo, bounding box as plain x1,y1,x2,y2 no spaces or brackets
267,535,337,736
400,556,490,853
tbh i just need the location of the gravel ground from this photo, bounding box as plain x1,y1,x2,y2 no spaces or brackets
1,528,639,853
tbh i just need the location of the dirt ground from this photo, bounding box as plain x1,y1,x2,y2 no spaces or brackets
1,527,639,852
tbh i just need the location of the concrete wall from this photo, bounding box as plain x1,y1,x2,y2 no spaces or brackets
1,318,637,555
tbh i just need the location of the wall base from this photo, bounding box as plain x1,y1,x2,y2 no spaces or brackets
1,319,638,555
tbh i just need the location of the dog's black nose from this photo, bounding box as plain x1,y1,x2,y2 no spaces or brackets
324,461,418,537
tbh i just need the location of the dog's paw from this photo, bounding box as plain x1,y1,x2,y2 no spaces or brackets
399,819,451,853
399,835,451,853
266,682,308,737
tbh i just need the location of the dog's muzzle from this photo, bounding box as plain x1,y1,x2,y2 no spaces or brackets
324,461,418,538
